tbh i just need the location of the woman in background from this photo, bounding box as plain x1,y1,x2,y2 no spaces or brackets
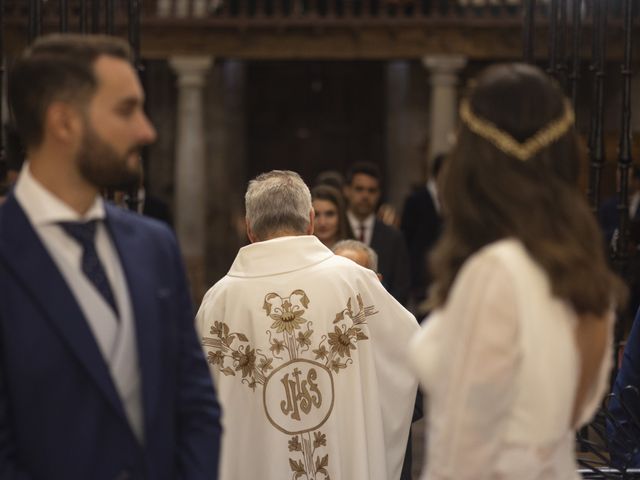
410,63,625,480
311,184,351,248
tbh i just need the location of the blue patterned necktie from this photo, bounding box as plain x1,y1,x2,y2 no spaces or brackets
59,220,119,319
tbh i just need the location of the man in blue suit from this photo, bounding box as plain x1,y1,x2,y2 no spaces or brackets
0,34,222,479
608,307,640,469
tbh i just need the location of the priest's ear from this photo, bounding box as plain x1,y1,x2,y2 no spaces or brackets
306,209,315,235
246,218,259,243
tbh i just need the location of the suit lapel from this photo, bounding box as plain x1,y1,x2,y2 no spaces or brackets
0,196,127,421
370,219,382,251
105,205,161,432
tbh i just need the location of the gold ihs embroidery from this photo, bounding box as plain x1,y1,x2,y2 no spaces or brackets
280,367,322,421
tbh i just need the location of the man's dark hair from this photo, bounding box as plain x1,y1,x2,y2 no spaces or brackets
314,170,345,191
5,123,25,172
345,162,382,185
9,33,132,148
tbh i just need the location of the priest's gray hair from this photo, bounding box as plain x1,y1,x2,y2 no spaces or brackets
245,170,312,239
332,239,379,272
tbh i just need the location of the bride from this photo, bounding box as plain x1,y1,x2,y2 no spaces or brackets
410,63,626,480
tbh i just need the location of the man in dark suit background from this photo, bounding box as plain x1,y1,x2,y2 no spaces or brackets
599,165,640,316
599,165,640,247
343,162,411,306
0,34,221,479
608,306,640,469
116,165,174,227
142,193,173,226
400,154,445,315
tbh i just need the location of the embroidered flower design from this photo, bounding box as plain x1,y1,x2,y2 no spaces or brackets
297,329,313,348
263,291,310,336
288,435,302,452
328,326,356,358
207,350,224,366
329,360,347,374
313,431,327,448
269,299,306,334
313,345,329,361
210,320,229,338
233,348,256,378
270,338,286,355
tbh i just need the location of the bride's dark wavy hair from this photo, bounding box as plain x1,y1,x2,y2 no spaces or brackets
429,63,626,315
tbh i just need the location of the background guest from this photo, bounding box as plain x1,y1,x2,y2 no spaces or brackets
333,238,379,273
400,153,446,315
312,183,350,248
343,161,410,305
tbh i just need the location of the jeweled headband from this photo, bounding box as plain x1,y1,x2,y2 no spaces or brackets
459,98,575,161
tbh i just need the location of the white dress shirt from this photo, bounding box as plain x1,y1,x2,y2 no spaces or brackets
427,178,441,214
14,164,144,443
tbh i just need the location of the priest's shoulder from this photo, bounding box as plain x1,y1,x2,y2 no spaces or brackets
326,253,379,279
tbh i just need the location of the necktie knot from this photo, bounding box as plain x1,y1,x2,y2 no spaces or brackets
59,220,98,247
58,219,119,319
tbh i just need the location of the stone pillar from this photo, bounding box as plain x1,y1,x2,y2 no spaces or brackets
163,0,207,17
422,55,467,164
156,0,171,16
385,60,430,211
170,56,212,301
205,60,248,287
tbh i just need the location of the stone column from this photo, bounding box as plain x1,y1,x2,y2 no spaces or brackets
422,55,467,164
162,0,207,17
170,56,212,301
205,60,248,288
156,0,171,16
385,60,430,211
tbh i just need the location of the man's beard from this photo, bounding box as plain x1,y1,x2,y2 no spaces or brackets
76,124,141,191
353,201,374,218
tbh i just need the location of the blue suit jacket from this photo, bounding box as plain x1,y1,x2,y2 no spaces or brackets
0,195,221,480
370,219,411,306
608,307,640,468
400,186,442,306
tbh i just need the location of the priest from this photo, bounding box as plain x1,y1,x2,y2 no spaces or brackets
196,170,418,480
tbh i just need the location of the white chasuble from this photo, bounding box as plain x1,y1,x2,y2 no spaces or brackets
196,235,419,480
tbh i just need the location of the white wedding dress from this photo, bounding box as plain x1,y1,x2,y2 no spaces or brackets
410,239,612,480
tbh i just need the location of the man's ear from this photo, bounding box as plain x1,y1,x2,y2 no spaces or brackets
45,101,81,144
306,209,315,235
246,218,258,243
